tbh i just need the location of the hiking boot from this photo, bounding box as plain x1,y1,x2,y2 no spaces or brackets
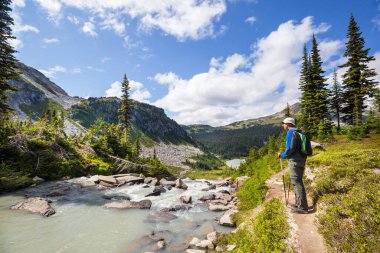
291,207,309,214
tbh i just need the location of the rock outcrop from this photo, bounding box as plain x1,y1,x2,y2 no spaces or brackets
11,197,55,217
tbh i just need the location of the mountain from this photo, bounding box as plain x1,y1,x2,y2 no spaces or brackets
69,97,194,145
7,62,194,146
184,104,301,158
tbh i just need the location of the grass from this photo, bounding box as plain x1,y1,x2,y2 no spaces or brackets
307,134,380,253
217,199,290,253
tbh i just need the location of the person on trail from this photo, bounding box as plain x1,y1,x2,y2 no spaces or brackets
277,117,309,214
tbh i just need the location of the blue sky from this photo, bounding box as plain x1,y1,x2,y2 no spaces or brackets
10,0,380,126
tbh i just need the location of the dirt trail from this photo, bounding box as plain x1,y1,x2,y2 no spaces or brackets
265,168,327,253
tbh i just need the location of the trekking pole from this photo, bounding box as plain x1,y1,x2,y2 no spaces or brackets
281,158,289,206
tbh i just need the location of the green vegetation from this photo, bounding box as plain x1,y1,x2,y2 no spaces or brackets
186,124,282,158
183,152,224,170
307,135,380,253
217,199,289,253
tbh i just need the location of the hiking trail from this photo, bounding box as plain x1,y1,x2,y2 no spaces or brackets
265,167,327,253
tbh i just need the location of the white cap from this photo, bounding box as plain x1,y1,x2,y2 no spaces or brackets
282,117,295,126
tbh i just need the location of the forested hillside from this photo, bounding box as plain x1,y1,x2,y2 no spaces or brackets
185,124,282,158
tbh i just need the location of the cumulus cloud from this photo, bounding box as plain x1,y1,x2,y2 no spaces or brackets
82,21,97,36
12,11,39,34
43,37,59,44
12,0,25,8
9,38,23,50
318,39,344,63
105,80,152,103
34,0,227,40
67,15,80,25
153,17,333,126
245,16,256,25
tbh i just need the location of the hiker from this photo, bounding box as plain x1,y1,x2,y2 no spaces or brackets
277,117,309,213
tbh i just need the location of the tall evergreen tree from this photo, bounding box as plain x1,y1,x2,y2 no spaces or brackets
284,102,291,117
339,14,378,126
310,34,330,127
299,45,313,134
0,0,19,120
330,70,343,131
118,74,132,143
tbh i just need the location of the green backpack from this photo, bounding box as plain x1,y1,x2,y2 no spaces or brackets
296,132,313,156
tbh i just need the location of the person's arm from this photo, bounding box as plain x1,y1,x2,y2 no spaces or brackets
281,130,294,159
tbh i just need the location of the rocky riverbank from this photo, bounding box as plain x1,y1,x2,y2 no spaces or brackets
7,174,250,252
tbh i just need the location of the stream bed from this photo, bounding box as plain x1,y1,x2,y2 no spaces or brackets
0,178,234,253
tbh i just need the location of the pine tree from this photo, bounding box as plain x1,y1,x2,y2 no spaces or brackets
330,70,343,131
339,14,378,126
299,45,313,135
284,102,291,117
118,74,132,143
310,35,330,127
0,0,19,120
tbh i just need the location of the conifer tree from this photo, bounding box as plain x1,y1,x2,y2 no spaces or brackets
339,14,378,126
0,0,18,119
118,74,132,143
330,70,343,131
284,102,291,117
299,45,313,134
310,34,330,128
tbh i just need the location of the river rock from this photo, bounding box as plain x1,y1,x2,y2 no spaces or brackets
144,177,158,185
215,178,232,187
161,204,191,212
185,250,206,253
116,175,144,185
209,199,228,206
104,200,152,209
207,232,218,244
99,181,114,188
145,212,178,223
215,193,233,202
11,197,55,217
219,209,238,227
189,237,201,247
102,192,131,201
180,195,192,204
199,194,215,201
160,178,176,187
32,176,44,182
98,175,117,184
46,186,71,197
175,178,188,190
157,240,165,250
208,203,229,211
201,184,216,191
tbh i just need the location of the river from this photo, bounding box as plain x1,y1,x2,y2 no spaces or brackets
225,159,245,169
0,178,233,253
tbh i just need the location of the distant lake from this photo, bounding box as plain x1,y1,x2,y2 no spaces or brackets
226,159,245,169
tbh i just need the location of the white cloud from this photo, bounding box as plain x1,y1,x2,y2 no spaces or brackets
9,38,23,50
34,0,227,41
39,65,67,78
370,52,380,84
67,15,80,25
153,17,332,126
43,37,59,44
82,21,97,36
12,12,39,34
105,80,151,103
245,16,256,25
318,39,344,63
12,0,25,8
101,57,111,63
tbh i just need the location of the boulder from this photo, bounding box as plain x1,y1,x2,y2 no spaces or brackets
157,240,165,250
161,205,191,212
11,197,55,217
189,237,201,247
99,181,114,188
144,177,158,185
175,179,188,190
208,204,230,211
145,186,166,197
116,175,144,185
215,193,233,202
32,176,44,182
160,178,176,187
215,178,232,187
201,184,216,191
46,186,71,197
219,209,238,227
209,199,228,206
207,232,218,244
199,194,215,202
185,250,206,253
180,195,192,204
98,175,117,185
102,192,131,201
104,200,152,209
